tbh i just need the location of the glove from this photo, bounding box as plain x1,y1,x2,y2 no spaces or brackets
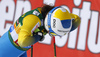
33,31,44,41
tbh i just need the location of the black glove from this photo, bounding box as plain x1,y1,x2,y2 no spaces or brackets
33,31,44,41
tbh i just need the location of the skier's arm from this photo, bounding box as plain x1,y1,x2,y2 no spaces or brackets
70,13,81,31
18,14,41,47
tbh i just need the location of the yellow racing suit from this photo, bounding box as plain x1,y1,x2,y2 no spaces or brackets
0,7,80,57
8,7,47,51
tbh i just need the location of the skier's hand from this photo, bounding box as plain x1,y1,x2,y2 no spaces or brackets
33,31,44,41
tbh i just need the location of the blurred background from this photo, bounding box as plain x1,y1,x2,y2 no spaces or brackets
0,0,100,57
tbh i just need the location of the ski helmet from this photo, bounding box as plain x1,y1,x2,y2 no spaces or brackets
44,6,72,36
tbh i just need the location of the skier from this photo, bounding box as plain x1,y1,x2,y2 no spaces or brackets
0,5,80,57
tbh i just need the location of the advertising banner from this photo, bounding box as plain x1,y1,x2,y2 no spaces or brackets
0,0,100,57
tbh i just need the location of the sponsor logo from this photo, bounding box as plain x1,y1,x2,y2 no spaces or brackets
53,19,56,28
33,10,40,16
